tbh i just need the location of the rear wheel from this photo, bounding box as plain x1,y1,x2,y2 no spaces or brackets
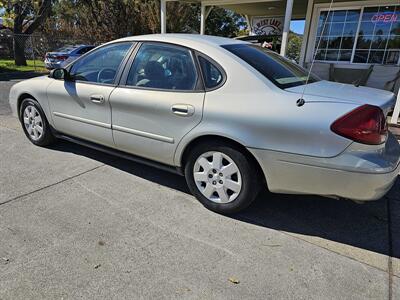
19,98,56,146
185,142,260,214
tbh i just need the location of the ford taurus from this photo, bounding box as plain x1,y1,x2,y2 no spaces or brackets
9,34,400,214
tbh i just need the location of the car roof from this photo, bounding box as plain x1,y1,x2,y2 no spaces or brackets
115,34,247,49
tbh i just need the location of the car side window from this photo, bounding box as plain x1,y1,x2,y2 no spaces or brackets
198,56,224,89
70,42,132,84
126,43,198,91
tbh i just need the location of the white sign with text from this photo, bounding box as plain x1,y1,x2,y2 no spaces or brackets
251,16,284,36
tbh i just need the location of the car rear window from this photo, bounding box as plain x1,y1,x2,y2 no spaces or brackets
55,45,76,53
222,44,319,89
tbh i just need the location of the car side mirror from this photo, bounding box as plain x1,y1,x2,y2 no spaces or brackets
49,68,72,81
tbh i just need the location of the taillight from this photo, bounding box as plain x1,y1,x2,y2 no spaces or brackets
56,55,68,61
331,104,388,145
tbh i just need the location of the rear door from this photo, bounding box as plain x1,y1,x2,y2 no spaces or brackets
109,42,205,165
47,42,133,147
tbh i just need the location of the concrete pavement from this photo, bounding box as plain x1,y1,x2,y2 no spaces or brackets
0,79,399,299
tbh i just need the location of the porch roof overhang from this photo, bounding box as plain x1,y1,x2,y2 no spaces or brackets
165,0,307,55
178,0,308,18
178,0,366,18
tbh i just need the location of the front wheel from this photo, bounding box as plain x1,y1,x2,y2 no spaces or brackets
19,98,56,146
185,142,260,214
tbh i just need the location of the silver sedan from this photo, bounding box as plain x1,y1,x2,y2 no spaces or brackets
9,34,400,214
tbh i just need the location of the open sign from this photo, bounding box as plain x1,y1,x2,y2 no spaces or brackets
371,13,398,23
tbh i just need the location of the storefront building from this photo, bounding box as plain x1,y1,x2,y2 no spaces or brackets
160,0,400,124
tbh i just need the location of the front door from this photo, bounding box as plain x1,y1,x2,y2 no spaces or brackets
110,42,205,165
47,42,133,147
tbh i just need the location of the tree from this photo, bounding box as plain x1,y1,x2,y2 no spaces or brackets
76,0,144,40
45,0,155,42
286,31,303,63
165,2,199,33
0,0,52,65
44,0,245,41
206,7,246,37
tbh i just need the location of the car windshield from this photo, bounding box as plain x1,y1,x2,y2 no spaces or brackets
222,44,319,89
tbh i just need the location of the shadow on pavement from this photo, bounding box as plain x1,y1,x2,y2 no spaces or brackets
50,140,190,194
50,139,399,258
0,71,47,82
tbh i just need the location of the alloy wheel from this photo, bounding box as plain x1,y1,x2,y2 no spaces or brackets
23,105,43,141
193,151,242,204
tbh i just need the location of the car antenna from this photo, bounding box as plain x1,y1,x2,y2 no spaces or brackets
297,0,335,107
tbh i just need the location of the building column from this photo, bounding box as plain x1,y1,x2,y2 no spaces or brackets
161,0,167,34
245,15,252,35
280,0,294,56
200,4,206,35
299,0,314,66
200,5,213,35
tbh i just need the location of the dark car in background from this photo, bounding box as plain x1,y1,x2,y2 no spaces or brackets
44,45,95,69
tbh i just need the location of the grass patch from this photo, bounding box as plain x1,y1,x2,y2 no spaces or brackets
0,59,47,73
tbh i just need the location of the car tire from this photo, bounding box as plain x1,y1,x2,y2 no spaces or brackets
185,141,260,214
19,98,56,147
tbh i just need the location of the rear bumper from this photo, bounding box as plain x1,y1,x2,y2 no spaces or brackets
249,133,400,201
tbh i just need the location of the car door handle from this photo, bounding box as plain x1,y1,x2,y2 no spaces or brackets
90,95,105,104
171,104,195,117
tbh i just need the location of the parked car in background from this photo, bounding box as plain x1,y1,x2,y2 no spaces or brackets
44,45,95,69
9,34,400,214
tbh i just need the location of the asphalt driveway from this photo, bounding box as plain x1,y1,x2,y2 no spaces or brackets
0,77,399,299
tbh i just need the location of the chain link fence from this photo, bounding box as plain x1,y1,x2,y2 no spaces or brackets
0,31,98,73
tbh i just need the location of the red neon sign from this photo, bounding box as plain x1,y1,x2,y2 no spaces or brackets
371,13,398,23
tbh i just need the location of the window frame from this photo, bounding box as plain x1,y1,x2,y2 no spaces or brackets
65,41,136,87
119,41,205,93
308,0,400,66
314,8,362,63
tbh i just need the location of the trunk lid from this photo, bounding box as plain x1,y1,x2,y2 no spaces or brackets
45,52,69,61
286,80,396,115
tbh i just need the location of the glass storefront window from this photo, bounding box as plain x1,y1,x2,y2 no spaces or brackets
315,9,361,62
315,5,400,65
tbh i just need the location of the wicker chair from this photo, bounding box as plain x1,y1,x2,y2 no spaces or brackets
329,64,374,87
366,65,400,93
304,62,330,80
